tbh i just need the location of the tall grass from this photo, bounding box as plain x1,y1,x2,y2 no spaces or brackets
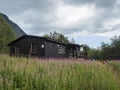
0,55,120,90
107,61,120,81
107,61,120,73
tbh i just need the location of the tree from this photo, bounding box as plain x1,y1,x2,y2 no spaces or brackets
70,38,76,44
87,48,101,60
43,31,69,43
0,15,16,53
100,42,110,59
87,36,120,60
109,36,120,59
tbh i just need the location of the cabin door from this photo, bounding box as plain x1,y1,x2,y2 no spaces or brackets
30,43,38,57
39,44,45,57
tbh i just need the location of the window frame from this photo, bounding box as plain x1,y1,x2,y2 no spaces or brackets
15,46,19,56
57,44,66,54
31,43,37,53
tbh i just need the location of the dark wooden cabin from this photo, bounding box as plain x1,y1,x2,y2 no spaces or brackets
8,35,86,59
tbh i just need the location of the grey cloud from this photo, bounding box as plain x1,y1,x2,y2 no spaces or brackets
64,0,96,5
95,0,117,8
0,0,120,36
0,0,56,15
65,0,117,8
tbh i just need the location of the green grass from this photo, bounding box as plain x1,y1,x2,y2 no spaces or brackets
107,61,120,81
107,61,120,73
0,55,120,90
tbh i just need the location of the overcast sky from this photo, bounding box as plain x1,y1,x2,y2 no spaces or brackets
0,0,120,48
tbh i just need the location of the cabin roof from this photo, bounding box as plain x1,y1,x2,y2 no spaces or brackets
68,43,80,47
8,35,82,47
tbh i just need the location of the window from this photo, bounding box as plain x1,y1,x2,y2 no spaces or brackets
80,46,84,51
57,44,65,54
69,48,73,56
15,47,19,56
31,43,37,53
76,47,80,56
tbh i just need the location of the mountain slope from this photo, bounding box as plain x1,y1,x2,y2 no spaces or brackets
0,14,16,53
0,13,26,38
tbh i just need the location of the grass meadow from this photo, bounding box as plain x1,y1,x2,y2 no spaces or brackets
0,54,120,90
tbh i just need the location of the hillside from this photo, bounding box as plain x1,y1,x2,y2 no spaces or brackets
0,13,26,38
0,15,16,53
